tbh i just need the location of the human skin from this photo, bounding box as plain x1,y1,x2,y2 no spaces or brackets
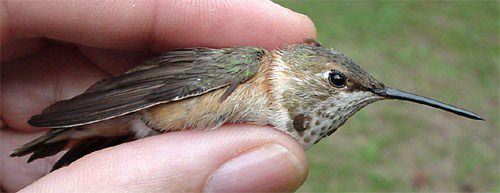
1,0,317,192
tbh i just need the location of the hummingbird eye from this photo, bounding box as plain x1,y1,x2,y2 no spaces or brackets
329,70,346,88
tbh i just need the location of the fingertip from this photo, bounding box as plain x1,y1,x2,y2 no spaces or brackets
204,143,308,193
267,1,317,42
151,0,317,51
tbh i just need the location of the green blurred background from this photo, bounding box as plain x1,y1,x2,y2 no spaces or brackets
275,1,499,192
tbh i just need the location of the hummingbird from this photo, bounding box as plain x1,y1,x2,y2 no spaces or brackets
10,39,483,171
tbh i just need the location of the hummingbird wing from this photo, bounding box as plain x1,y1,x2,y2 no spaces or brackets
29,47,266,128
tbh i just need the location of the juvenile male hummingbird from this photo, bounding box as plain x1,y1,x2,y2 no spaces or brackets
10,39,482,171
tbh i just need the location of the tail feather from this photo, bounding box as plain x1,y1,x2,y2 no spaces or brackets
10,129,67,157
51,135,133,171
27,140,68,163
11,117,136,171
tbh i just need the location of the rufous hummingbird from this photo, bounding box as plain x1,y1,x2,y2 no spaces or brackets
10,39,483,171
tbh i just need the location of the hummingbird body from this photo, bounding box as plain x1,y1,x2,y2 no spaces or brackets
129,43,384,148
10,39,482,171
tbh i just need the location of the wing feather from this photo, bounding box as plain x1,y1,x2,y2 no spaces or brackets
29,47,266,128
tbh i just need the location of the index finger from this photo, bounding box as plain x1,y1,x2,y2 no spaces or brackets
1,0,316,50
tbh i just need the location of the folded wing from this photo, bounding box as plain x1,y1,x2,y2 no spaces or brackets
29,47,266,128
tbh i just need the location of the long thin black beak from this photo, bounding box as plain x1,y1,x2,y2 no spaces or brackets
376,87,484,120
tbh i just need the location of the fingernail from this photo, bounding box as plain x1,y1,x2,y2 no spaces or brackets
204,143,306,193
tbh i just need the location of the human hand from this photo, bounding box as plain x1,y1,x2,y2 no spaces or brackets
1,0,316,192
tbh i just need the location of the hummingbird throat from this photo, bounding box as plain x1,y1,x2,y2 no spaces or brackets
286,91,382,149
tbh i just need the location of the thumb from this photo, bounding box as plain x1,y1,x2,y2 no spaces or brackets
19,125,309,193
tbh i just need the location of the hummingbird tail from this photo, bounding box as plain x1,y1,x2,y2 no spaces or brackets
10,127,134,171
11,115,138,169
51,135,134,171
10,129,68,160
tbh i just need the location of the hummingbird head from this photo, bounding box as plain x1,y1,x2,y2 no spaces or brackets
270,40,483,148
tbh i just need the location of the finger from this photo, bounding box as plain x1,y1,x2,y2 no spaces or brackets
2,0,316,50
77,46,156,75
1,44,108,130
0,38,49,63
17,126,309,193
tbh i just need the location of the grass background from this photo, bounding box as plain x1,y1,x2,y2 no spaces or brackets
275,1,499,192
